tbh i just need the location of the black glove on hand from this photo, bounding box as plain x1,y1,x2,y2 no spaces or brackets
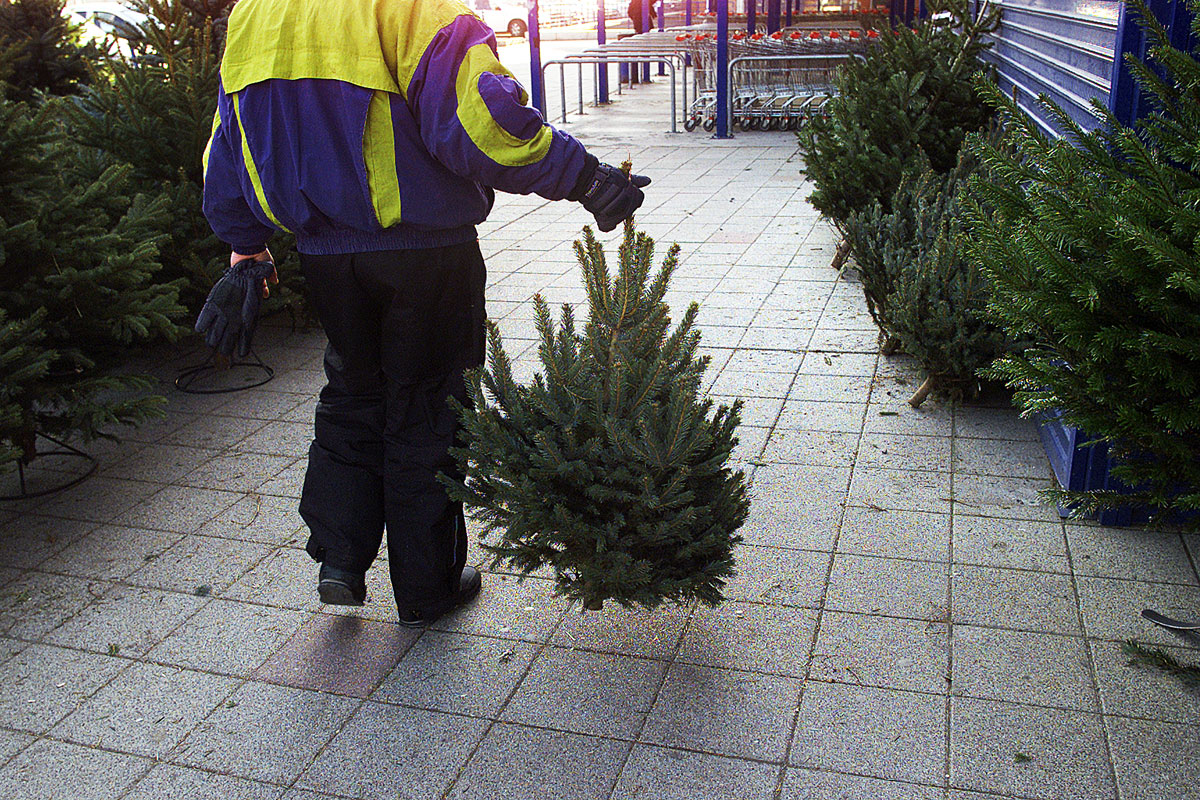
577,162,651,232
194,258,275,358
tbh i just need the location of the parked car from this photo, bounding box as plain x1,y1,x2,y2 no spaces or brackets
471,0,527,37
65,0,149,58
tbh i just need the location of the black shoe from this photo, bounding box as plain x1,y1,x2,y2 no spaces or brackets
318,564,366,606
398,566,482,628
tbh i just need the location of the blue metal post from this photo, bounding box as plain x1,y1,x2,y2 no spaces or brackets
529,0,544,115
767,0,780,33
785,0,792,27
658,0,665,74
641,0,651,81
747,0,756,34
686,0,692,25
598,0,609,103
1108,0,1194,126
715,0,731,137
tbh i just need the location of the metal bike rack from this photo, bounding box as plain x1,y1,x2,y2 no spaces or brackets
541,56,680,132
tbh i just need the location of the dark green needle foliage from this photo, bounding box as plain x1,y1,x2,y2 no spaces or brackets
796,0,997,227
966,0,1200,521
0,0,102,103
445,220,749,611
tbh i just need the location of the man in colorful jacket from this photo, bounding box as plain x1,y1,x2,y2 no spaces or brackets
200,0,649,627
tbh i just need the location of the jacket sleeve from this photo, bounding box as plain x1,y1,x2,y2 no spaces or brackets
201,84,277,255
404,13,593,199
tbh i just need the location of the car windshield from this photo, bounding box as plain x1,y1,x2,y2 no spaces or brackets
87,10,144,40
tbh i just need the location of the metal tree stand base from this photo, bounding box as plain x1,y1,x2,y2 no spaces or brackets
1143,609,1200,635
175,348,274,394
0,433,97,501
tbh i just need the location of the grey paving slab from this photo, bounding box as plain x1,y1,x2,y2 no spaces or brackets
0,513,95,569
256,456,309,498
776,400,866,433
791,682,946,785
641,662,801,762
0,570,108,641
52,661,237,758
811,611,949,694
125,764,287,800
952,515,1070,573
950,697,1114,800
798,351,878,377
1106,715,1200,800
788,374,875,404
0,730,32,768
952,565,1081,636
848,467,953,515
43,583,208,658
611,745,779,800
714,394,783,427
0,737,150,800
1065,523,1197,585
551,601,692,659
759,428,860,468
40,524,182,581
856,433,952,473
710,370,795,399
723,545,829,608
196,492,307,546
678,602,818,677
178,452,295,494
953,436,1051,479
863,401,955,438
231,420,314,455
102,443,220,485
432,573,569,642
112,484,245,534
952,473,1058,522
127,533,273,594
742,464,849,550
223,546,321,610
445,722,631,800
161,413,267,450
951,626,1097,711
826,554,948,621
1088,639,1200,724
955,406,1041,442
838,507,951,563
173,681,359,785
1075,576,1200,647
372,629,536,716
502,646,666,738
781,768,943,800
297,701,487,800
146,597,308,676
31,475,162,524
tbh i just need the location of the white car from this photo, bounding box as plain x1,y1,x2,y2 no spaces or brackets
471,0,527,37
65,1,149,58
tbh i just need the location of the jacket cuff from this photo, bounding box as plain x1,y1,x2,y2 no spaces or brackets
230,242,269,257
566,154,600,202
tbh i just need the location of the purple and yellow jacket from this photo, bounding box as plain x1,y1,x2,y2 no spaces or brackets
202,0,593,255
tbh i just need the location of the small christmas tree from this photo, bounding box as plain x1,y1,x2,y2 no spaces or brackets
966,0,1200,520
0,0,101,103
444,200,749,610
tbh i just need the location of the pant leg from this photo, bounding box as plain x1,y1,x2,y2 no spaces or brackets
353,241,486,616
297,252,387,574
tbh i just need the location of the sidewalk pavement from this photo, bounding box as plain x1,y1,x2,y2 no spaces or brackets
0,71,1198,800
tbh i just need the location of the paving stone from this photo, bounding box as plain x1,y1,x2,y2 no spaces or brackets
297,701,487,800
678,601,817,677
502,646,666,738
949,697,1114,799
759,428,860,468
446,722,630,800
811,611,949,694
551,601,692,659
788,374,874,404
196,493,307,546
52,661,238,758
863,401,955,438
742,464,850,550
952,565,1080,635
0,737,149,800
223,546,321,610
1089,639,1200,724
791,682,945,784
0,571,108,640
952,474,1058,522
0,729,31,768
826,554,949,622
372,630,536,715
641,663,801,762
147,598,308,676
178,453,296,494
1106,715,1200,800
0,514,95,569
232,421,314,456
112,484,245,534
256,613,416,697
611,745,779,800
0,642,126,734
856,433,952,473
781,768,943,800
127,533,273,594
951,626,1097,711
726,349,805,374
1075,576,1200,647
953,436,1051,480
162,414,267,450
124,764,287,800
848,467,952,515
798,351,878,377
432,574,569,642
173,681,359,785
732,425,771,462
710,370,795,398
838,507,950,563
714,394,784,427
43,583,207,657
32,476,161,524
952,516,1069,573
955,407,1040,442
40,524,182,581
776,400,866,433
723,545,829,608
101,444,220,485
1065,524,1197,585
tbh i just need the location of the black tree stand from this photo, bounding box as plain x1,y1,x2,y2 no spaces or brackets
0,433,97,501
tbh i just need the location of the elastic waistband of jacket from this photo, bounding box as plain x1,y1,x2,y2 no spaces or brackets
294,224,479,255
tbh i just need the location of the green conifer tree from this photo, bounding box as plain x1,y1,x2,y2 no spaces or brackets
445,216,749,611
966,0,1200,519
0,0,101,103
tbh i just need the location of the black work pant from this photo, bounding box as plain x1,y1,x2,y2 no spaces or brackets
297,242,486,619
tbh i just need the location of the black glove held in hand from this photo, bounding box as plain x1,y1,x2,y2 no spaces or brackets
578,162,651,232
194,258,275,358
